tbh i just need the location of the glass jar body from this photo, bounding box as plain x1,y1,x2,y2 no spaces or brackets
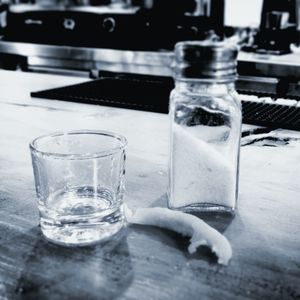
168,80,242,214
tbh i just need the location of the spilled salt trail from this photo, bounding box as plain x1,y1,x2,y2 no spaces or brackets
171,124,235,208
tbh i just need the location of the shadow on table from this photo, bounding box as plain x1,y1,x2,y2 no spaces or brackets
15,227,134,300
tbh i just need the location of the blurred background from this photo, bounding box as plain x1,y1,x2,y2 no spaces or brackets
0,0,298,75
0,0,300,113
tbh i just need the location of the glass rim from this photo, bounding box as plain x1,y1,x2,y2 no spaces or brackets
29,129,127,159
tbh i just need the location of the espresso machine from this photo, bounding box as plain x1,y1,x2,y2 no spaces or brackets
3,0,225,50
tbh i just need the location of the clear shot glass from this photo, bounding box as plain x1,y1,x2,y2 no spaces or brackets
30,130,127,246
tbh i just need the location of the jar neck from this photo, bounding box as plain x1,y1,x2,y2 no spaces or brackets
174,79,236,95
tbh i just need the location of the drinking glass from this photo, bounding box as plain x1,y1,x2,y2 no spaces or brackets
30,130,127,246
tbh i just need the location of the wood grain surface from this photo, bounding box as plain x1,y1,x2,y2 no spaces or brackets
0,70,299,300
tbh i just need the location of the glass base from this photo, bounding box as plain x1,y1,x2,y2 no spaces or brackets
168,203,235,215
168,203,236,232
41,219,125,247
40,204,126,247
39,187,126,247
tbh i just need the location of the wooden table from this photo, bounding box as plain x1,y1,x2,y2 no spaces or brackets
0,70,299,300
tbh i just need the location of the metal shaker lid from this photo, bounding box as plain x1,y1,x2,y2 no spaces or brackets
174,40,238,82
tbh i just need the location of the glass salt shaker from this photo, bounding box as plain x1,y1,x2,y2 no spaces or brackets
168,40,242,214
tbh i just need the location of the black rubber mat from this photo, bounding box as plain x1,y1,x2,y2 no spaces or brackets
31,73,300,131
241,100,300,130
31,73,174,114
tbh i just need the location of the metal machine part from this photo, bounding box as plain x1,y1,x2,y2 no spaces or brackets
249,0,300,54
0,39,300,100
